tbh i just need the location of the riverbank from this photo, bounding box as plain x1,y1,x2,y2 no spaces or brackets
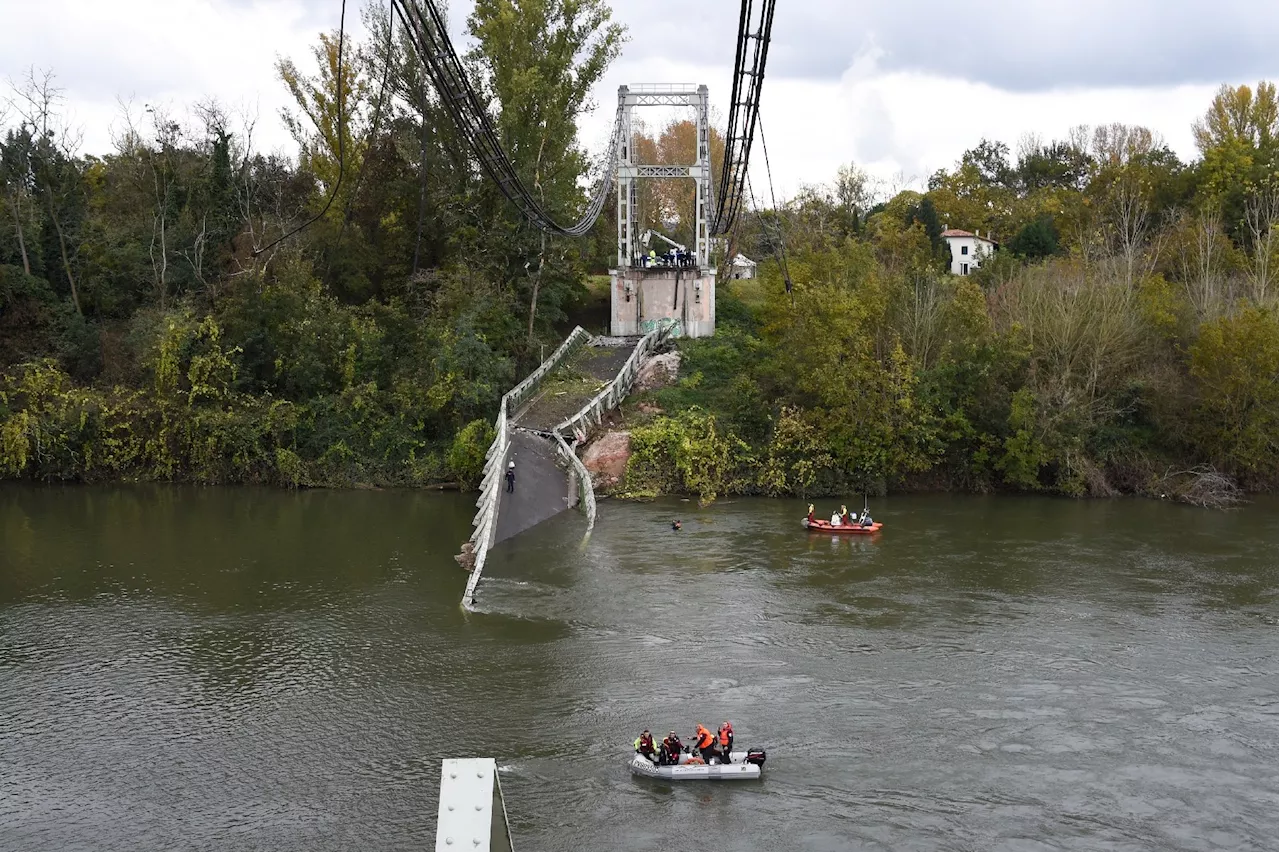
572,284,1275,510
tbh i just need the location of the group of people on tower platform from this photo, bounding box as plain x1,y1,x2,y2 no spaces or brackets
806,503,874,527
634,722,734,765
634,248,696,269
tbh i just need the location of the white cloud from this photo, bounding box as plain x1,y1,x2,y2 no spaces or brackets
1,0,368,158
1,0,1273,212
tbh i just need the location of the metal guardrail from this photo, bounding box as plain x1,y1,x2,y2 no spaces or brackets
552,432,596,532
461,322,672,610
554,321,676,439
462,327,591,610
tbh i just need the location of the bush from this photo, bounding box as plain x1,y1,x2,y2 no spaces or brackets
447,418,496,488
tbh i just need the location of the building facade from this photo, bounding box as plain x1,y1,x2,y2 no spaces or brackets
942,228,998,276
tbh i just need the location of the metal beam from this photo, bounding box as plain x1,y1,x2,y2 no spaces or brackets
436,758,514,852
616,165,710,179
614,84,712,269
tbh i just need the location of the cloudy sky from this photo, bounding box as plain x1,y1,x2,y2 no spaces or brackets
2,0,1276,202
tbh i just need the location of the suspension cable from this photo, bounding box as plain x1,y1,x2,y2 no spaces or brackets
711,0,777,236
756,114,792,293
254,0,348,257
389,0,622,237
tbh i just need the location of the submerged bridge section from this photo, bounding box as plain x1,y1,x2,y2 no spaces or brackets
458,322,675,609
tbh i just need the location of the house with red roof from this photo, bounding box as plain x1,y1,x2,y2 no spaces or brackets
941,227,998,276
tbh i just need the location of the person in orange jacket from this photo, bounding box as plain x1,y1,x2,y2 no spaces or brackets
718,721,734,761
694,724,717,762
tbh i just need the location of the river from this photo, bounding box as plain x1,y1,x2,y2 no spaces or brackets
0,485,1275,851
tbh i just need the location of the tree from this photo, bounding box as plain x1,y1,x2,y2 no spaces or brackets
961,138,1014,189
1187,307,1279,478
1008,214,1059,259
1193,82,1278,155
466,0,627,342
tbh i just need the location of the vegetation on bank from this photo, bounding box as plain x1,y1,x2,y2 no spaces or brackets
0,0,624,487
620,86,1278,506
0,0,1274,505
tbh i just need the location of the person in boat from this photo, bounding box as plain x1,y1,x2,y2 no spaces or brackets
694,724,718,762
806,504,815,524
718,721,734,761
660,731,684,765
840,505,851,525
859,507,873,527
830,509,842,525
634,730,658,764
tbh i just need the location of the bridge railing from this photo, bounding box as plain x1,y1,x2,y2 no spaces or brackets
462,326,592,609
552,431,596,531
554,320,676,438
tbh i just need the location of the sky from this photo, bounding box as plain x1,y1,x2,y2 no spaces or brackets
2,0,1276,203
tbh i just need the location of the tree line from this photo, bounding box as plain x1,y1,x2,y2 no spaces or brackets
0,0,626,487
623,83,1277,506
0,0,1274,505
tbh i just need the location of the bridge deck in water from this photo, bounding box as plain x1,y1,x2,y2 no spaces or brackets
495,337,641,546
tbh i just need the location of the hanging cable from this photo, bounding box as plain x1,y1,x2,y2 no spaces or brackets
389,0,623,237
254,0,348,257
756,114,792,298
329,2,398,270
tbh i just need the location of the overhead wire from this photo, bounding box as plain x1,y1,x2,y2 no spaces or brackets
254,0,348,257
331,2,398,263
755,113,792,297
389,0,623,237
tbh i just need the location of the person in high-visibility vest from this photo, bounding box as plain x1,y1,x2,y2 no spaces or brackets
694,724,716,762
718,721,734,761
633,730,657,764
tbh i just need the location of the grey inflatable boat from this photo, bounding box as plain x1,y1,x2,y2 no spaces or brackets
629,749,767,781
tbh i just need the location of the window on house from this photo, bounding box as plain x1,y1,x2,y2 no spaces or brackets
961,245,969,255
961,262,970,275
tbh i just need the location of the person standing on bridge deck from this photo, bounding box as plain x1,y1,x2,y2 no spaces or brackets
505,460,515,493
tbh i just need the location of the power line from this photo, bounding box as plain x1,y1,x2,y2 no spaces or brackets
254,0,349,257
755,113,792,295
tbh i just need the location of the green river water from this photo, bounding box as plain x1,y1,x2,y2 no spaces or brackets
0,485,1275,851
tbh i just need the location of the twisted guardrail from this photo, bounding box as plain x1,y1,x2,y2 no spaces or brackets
461,328,590,609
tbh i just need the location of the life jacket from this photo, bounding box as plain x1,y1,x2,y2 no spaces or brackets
718,727,730,746
638,733,654,751
696,727,713,749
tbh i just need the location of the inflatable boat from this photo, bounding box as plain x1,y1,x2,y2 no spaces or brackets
802,517,882,534
629,749,767,781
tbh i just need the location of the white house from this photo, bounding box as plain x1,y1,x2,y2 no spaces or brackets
730,253,758,280
942,228,998,276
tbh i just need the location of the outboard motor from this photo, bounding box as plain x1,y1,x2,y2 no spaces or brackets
745,748,766,767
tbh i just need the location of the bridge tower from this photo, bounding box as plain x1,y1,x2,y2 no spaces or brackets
610,85,716,338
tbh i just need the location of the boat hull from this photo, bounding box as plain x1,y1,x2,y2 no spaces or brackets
802,518,882,534
629,751,762,781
